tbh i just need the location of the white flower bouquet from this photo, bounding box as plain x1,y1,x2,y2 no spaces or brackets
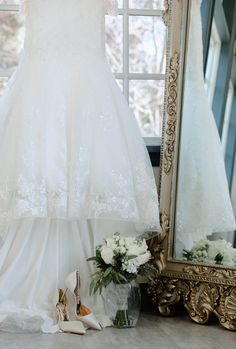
87,233,157,327
183,238,236,266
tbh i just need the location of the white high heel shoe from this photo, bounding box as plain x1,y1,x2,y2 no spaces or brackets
53,288,86,335
65,270,102,331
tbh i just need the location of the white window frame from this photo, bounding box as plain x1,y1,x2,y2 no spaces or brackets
204,20,222,107
109,0,165,145
221,80,234,156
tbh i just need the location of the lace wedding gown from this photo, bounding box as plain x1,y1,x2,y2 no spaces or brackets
176,0,236,254
0,0,160,333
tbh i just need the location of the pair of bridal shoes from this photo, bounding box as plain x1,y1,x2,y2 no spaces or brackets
54,288,86,335
54,270,102,334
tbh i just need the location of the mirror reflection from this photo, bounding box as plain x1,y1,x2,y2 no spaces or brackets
175,0,236,267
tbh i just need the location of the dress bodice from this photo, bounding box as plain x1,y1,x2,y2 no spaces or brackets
22,0,116,57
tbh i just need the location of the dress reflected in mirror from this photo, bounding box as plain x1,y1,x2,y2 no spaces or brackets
175,0,236,257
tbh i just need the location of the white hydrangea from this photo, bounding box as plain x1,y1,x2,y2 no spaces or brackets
123,259,139,274
106,234,127,254
122,251,151,274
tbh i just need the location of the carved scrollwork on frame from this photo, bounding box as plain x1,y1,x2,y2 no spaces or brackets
148,212,169,273
164,52,179,175
148,278,189,315
160,211,170,235
219,287,236,329
162,0,170,26
186,283,236,330
183,265,236,280
149,278,236,330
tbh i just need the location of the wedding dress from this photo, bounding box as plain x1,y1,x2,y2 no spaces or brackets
176,0,236,254
0,0,160,333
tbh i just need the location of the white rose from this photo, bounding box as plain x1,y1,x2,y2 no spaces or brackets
126,245,140,256
124,237,136,249
101,246,114,265
126,239,148,257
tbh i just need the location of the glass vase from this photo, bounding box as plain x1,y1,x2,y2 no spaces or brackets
105,281,141,328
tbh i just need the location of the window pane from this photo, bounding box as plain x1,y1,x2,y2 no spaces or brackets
118,0,123,8
129,0,165,10
221,81,234,156
129,79,164,137
0,77,8,96
129,16,166,74
204,21,221,107
0,11,24,72
106,15,123,73
116,79,124,92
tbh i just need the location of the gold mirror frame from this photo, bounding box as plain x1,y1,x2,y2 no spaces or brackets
149,0,236,331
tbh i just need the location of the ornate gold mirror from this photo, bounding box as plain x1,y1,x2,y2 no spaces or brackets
150,0,236,330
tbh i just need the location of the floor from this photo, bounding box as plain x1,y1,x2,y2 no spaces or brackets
0,313,235,349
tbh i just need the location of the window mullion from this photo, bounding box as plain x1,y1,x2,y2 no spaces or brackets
128,73,165,80
0,4,19,11
115,73,165,80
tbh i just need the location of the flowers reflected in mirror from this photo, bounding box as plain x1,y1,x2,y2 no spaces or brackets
183,238,236,266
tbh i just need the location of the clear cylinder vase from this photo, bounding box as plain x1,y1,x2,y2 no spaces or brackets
105,281,141,328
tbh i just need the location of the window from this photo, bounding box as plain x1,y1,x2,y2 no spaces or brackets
0,0,24,94
106,0,166,142
204,20,221,107
231,154,236,222
221,80,234,156
0,0,166,143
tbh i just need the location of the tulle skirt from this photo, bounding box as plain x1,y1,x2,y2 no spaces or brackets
0,52,160,233
0,218,138,333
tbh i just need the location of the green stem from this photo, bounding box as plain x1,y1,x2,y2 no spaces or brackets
113,310,129,327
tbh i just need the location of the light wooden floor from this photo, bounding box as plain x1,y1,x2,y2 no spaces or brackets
0,313,235,349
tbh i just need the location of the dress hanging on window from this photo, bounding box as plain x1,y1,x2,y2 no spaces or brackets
0,0,160,333
176,0,236,255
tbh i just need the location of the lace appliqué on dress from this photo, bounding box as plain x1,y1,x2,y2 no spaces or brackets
0,170,160,233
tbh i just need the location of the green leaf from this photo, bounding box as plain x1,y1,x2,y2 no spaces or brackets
89,279,96,295
117,273,128,283
127,255,137,260
215,253,224,264
91,271,101,277
103,267,113,278
87,256,97,262
99,284,103,294
93,282,100,295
